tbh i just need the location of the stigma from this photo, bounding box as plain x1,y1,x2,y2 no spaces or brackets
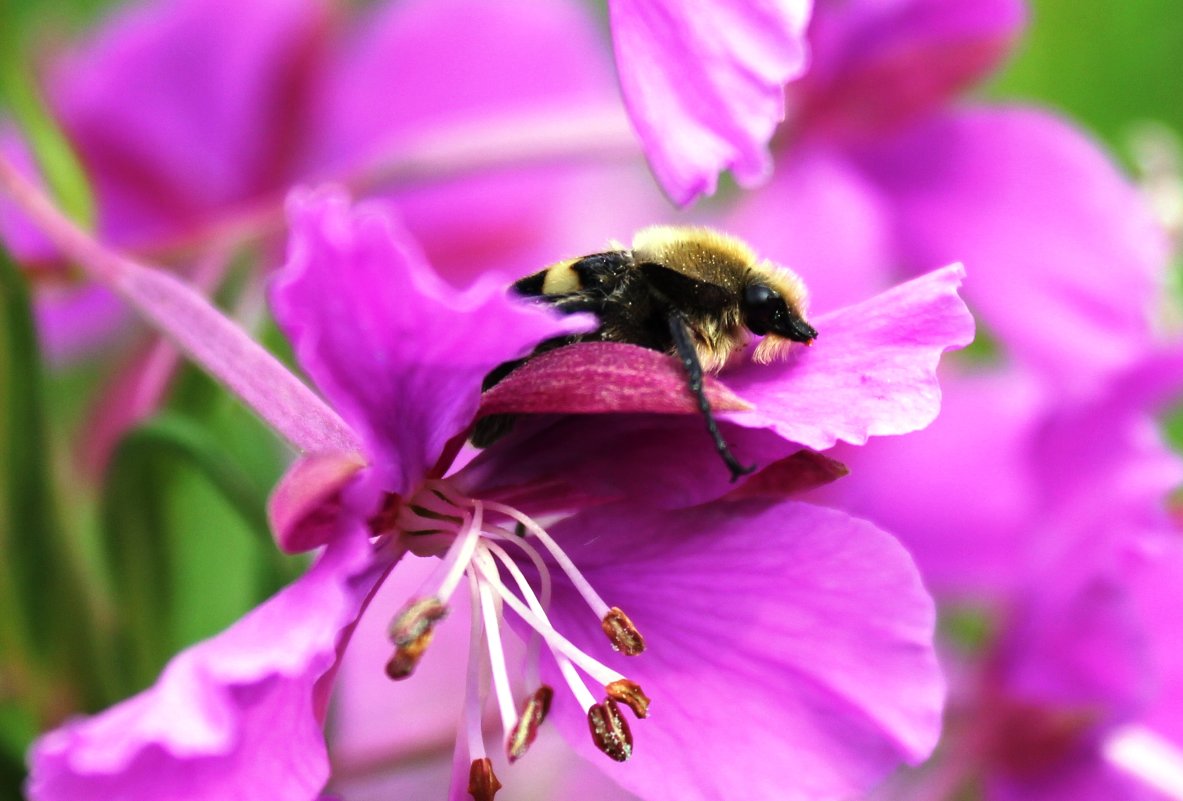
371,480,652,798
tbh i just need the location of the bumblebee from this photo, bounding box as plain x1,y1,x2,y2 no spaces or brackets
476,226,818,481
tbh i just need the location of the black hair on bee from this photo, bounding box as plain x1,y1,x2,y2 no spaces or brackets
474,226,818,481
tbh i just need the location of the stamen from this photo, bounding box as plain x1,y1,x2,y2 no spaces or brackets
481,500,612,618
435,502,484,602
559,656,600,712
463,571,489,762
601,607,646,656
474,551,519,739
468,757,502,801
483,538,552,688
506,686,554,763
606,679,651,719
588,699,633,762
385,597,448,680
473,558,628,688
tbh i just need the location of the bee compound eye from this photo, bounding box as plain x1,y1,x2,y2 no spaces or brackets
742,284,783,335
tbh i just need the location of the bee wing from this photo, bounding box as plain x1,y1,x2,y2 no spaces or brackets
636,261,735,312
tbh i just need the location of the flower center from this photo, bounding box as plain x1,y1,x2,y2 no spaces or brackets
375,479,651,798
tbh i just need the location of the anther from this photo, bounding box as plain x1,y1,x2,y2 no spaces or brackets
601,607,645,655
506,685,554,763
385,597,448,680
588,699,633,762
606,679,651,719
467,757,502,801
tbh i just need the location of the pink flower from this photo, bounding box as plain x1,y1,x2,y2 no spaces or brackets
714,1,1183,798
14,183,973,800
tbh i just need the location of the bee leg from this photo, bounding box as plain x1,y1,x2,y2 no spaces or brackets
667,311,756,482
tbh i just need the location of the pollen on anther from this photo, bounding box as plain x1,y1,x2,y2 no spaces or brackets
386,597,448,680
606,679,651,719
588,699,633,762
601,607,645,655
506,685,554,763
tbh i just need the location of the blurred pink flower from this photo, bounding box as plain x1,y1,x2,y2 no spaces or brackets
16,186,973,800
717,0,1183,798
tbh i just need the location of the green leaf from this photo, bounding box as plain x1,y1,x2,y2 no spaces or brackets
990,0,1183,155
0,245,67,665
97,411,288,698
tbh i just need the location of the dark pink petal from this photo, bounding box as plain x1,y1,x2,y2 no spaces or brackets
540,500,943,800
796,0,1024,135
47,0,327,249
458,414,798,512
727,263,974,449
28,525,388,801
607,0,810,205
852,108,1167,388
988,762,1153,801
271,187,582,495
477,342,751,417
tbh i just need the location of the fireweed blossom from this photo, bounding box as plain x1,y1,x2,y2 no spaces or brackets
2,172,976,799
713,0,1183,797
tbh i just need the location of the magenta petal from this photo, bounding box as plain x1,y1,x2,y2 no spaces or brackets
542,500,943,800
271,187,581,495
727,264,973,449
607,0,810,205
27,526,387,801
853,108,1167,387
478,342,751,417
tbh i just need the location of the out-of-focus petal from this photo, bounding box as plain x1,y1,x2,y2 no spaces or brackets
988,763,1153,801
312,0,615,172
34,284,130,363
540,500,943,801
807,365,1041,597
1127,543,1183,747
309,0,643,287
795,0,1024,136
607,0,811,205
851,108,1167,389
28,524,388,801
727,263,974,449
270,187,581,495
45,0,328,249
727,144,897,312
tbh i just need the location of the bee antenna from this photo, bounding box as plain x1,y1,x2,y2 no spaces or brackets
667,312,757,482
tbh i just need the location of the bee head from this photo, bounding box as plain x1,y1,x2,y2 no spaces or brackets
742,283,817,343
